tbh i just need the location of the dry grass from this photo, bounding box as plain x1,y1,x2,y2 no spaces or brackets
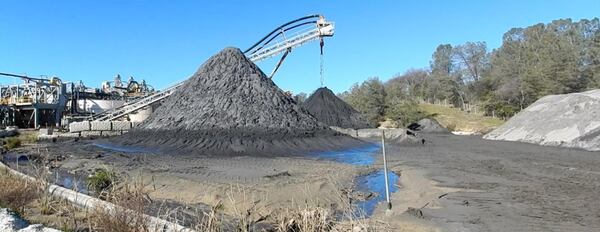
24,197,89,231
225,185,269,232
1,160,389,232
0,168,39,213
275,206,333,232
87,175,151,232
18,131,39,144
0,157,89,231
220,177,382,232
1,131,38,150
191,201,225,232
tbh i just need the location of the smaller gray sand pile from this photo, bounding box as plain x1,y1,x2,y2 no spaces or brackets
407,118,449,133
117,47,358,156
302,87,372,129
484,89,600,151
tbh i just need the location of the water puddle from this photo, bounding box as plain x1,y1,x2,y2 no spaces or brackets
1,153,30,163
52,169,89,194
315,143,381,165
313,143,399,216
2,154,90,194
355,170,399,215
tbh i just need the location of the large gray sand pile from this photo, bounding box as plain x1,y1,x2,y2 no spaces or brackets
117,47,358,155
303,87,372,129
484,89,600,151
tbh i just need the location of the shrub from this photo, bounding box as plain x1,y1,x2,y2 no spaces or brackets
87,168,118,195
4,137,21,150
385,100,427,127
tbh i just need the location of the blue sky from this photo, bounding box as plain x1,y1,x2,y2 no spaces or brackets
1,0,599,95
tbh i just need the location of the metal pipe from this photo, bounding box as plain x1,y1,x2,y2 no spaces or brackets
0,72,47,82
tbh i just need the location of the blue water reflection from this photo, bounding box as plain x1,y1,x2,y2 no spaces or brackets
313,143,380,166
313,143,399,216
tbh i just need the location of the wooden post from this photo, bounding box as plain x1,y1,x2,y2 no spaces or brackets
382,130,392,210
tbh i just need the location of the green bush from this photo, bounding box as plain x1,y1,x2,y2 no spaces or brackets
87,169,118,194
3,137,21,150
385,100,427,127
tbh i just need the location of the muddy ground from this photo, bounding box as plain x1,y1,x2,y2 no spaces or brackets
6,134,600,232
6,139,375,224
377,134,600,232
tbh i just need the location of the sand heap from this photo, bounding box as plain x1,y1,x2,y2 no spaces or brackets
303,87,372,129
118,47,356,155
484,89,600,151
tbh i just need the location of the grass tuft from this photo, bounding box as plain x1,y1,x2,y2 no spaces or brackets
87,168,119,196
87,177,150,232
3,137,22,150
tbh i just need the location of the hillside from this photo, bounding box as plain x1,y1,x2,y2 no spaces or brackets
418,103,504,134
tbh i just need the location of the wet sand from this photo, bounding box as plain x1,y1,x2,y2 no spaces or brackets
372,134,600,232
10,140,376,217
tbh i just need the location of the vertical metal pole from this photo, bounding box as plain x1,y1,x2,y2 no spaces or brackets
34,107,38,129
55,108,61,127
382,130,392,210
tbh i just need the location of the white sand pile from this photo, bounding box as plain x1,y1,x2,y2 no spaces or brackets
484,89,600,151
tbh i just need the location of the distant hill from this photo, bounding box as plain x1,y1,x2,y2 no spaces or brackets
418,103,504,134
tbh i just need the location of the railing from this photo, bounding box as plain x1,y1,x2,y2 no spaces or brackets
246,26,322,62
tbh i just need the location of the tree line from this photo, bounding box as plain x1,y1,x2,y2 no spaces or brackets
335,18,600,125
